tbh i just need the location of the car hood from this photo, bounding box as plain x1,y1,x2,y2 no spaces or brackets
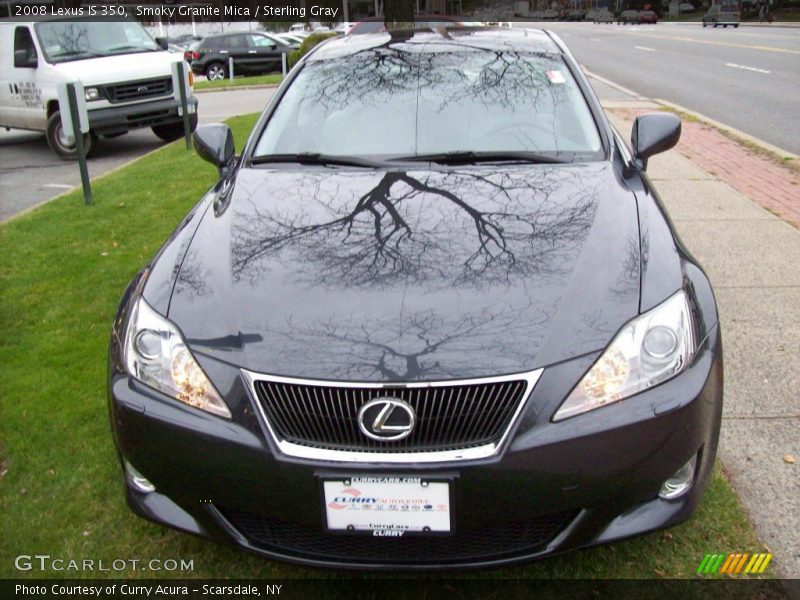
167,163,641,382
52,51,179,86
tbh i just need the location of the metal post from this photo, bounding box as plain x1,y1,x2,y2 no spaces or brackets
281,52,287,77
175,61,192,149
66,83,91,205
229,56,234,81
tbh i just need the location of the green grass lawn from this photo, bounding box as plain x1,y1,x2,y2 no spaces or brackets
0,113,771,580
194,74,283,91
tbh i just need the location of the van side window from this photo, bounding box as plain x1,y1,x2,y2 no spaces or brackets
14,27,37,62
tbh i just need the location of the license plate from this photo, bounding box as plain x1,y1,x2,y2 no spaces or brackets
322,476,452,536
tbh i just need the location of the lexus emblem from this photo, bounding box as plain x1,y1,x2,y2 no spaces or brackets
137,86,148,92
357,398,415,441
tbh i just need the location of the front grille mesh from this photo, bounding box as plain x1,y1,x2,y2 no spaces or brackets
252,379,529,453
105,77,172,103
220,508,576,564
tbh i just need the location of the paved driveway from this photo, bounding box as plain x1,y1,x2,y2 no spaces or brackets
0,87,275,222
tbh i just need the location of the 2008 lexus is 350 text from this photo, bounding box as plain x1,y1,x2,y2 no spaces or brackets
108,27,723,568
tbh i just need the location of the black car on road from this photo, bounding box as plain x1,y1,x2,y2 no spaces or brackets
188,32,294,81
109,27,723,568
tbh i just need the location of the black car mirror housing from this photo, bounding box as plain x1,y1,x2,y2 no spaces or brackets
194,124,236,179
631,112,681,171
155,37,169,51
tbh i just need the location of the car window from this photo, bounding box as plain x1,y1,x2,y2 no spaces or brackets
14,26,37,58
254,46,602,159
351,21,386,34
251,34,277,48
226,35,248,49
35,20,157,62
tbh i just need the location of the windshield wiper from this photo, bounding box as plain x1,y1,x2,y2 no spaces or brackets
50,50,104,59
250,153,383,168
107,45,156,53
390,151,570,165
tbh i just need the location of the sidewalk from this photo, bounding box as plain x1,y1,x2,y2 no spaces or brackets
591,76,800,577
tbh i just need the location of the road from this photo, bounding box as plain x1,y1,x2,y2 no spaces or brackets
0,87,274,222
533,22,800,155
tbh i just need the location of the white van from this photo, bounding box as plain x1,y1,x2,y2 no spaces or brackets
0,18,198,159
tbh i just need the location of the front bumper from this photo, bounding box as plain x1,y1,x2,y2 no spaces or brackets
108,326,722,569
88,97,198,136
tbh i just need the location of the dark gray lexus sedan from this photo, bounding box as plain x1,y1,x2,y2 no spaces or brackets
108,27,723,568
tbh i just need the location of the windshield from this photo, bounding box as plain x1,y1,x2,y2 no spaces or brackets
254,44,602,161
35,20,158,63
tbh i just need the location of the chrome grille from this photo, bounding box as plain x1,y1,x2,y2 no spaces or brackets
244,371,542,462
105,77,172,103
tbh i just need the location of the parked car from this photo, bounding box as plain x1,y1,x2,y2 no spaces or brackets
679,2,696,12
183,40,200,63
110,27,723,569
350,15,465,34
618,9,642,23
593,8,616,22
288,22,306,32
332,21,355,34
167,34,201,51
0,18,197,159
702,4,741,26
273,33,304,48
639,10,659,23
188,32,295,81
566,9,586,20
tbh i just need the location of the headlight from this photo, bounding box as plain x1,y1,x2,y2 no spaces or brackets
84,87,100,101
554,290,696,421
123,297,231,418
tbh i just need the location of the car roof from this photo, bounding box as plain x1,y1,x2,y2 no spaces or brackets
310,27,561,62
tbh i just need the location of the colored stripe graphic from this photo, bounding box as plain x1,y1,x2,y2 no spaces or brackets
720,554,737,573
698,553,772,574
758,554,773,573
697,554,712,574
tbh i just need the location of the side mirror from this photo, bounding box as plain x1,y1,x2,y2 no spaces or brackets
155,37,169,51
631,112,681,171
14,48,37,69
194,124,235,179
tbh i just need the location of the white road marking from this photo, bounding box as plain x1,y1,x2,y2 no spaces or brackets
725,62,771,74
41,184,73,189
635,46,656,52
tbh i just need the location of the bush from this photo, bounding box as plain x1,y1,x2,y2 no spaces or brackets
288,32,339,68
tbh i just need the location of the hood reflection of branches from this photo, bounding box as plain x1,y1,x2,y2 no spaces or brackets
305,42,565,114
273,301,550,382
229,169,597,289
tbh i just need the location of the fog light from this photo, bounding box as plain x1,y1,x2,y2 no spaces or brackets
659,455,696,500
84,87,100,101
124,460,155,493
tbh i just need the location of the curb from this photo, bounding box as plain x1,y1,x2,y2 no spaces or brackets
583,67,799,162
0,141,181,225
653,99,799,161
195,83,280,94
